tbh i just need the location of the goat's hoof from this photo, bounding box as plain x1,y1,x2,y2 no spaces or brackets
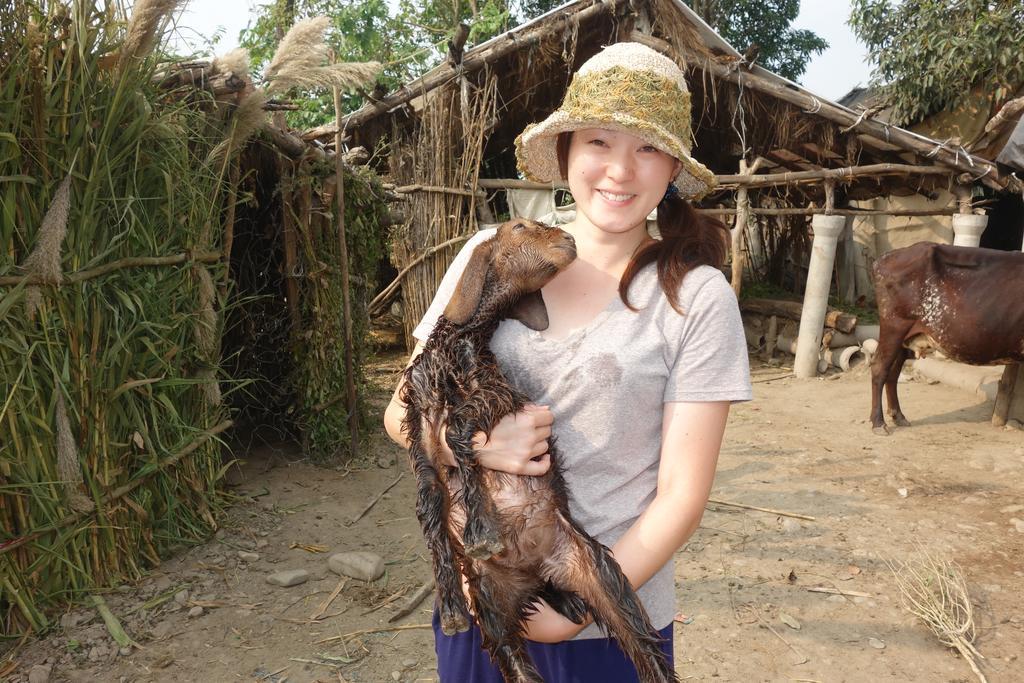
464,536,505,560
872,425,892,436
440,611,470,636
893,416,911,427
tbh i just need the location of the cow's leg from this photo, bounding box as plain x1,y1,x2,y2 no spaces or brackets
470,571,544,683
885,349,912,427
870,318,913,435
992,362,1020,427
405,408,471,635
545,513,677,683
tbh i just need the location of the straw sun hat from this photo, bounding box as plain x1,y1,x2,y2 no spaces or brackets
515,42,716,200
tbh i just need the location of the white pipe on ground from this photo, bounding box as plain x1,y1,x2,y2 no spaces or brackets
743,323,765,349
779,334,868,372
951,213,988,247
829,324,880,348
794,215,846,378
854,324,879,343
776,334,798,355
822,345,865,372
912,357,1005,402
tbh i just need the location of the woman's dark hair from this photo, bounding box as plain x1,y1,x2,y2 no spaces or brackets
556,132,729,313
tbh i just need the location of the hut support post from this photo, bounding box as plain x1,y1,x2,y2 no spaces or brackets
952,184,987,247
794,213,846,378
334,85,359,458
952,213,988,247
730,157,762,296
279,160,302,332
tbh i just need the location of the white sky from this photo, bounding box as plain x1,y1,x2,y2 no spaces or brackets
170,0,873,102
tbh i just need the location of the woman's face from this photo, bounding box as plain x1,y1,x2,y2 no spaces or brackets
566,128,681,237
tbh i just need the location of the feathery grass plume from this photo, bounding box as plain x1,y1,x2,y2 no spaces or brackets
303,61,381,93
263,16,330,92
55,391,95,514
212,47,250,78
193,265,222,406
263,16,380,96
23,173,72,319
119,0,182,67
207,88,268,165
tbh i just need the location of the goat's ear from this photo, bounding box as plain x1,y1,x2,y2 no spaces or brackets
443,239,495,325
507,291,549,331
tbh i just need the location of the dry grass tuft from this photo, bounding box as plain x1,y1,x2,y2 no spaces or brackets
23,173,72,285
886,549,987,683
208,88,268,166
22,173,72,319
120,0,182,66
263,16,380,96
55,391,95,513
212,47,250,78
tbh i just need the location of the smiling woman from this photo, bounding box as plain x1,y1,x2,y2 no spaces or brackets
384,41,752,683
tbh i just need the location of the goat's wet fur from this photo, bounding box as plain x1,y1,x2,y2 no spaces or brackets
400,219,677,683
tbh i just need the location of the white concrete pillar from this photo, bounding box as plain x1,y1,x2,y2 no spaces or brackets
951,213,988,247
794,214,846,378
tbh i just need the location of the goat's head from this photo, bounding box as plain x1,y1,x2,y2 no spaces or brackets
443,219,576,331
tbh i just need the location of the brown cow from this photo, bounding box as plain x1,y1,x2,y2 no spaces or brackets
870,242,1024,435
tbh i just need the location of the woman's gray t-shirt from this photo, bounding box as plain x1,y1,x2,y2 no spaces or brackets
413,228,752,638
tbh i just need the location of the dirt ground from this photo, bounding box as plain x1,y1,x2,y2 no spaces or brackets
5,350,1024,683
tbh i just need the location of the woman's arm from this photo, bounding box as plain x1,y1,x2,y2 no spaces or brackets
383,341,425,450
383,342,554,474
524,400,730,642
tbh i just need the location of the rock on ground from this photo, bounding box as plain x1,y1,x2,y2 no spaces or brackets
265,569,310,587
328,551,385,581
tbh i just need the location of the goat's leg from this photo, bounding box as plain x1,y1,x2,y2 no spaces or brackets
446,418,505,560
546,514,677,683
412,451,471,634
470,572,544,683
405,409,471,635
537,580,588,625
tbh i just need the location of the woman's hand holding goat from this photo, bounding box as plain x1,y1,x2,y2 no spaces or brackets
470,404,553,476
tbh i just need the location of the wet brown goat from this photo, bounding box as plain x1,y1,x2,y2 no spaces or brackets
400,219,677,683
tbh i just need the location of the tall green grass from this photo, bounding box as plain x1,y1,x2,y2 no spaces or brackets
0,0,230,636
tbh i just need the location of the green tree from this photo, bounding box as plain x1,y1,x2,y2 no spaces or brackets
686,0,828,81
850,0,1024,125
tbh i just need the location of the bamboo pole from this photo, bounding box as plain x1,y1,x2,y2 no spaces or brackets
0,250,222,287
334,84,359,459
278,159,302,334
476,163,953,192
394,183,486,198
716,163,953,188
704,207,957,217
369,234,473,316
221,161,240,292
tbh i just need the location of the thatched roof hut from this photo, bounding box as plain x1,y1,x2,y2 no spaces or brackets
304,0,1021,346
